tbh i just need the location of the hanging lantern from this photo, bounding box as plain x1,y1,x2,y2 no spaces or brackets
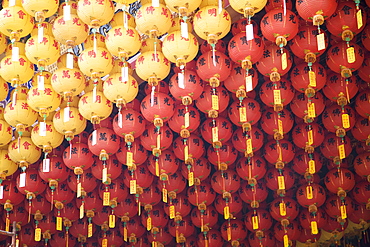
147,149,179,177
248,231,276,247
296,183,326,208
292,123,325,149
181,157,211,184
320,133,352,163
228,97,261,127
25,33,60,68
168,105,201,134
200,117,233,144
135,3,172,37
135,51,171,86
140,37,163,54
140,92,175,124
290,62,327,95
200,39,227,54
31,120,64,153
361,25,370,51
232,128,264,154
260,9,299,47
53,106,87,141
231,18,259,36
173,134,205,162
220,219,248,245
324,168,355,196
0,5,34,40
0,78,9,102
16,169,47,200
0,180,25,211
195,85,230,114
63,142,94,172
168,16,193,34
116,139,148,166
196,50,232,83
51,66,86,102
270,197,300,224
105,25,141,59
351,180,370,206
292,151,323,175
193,6,231,45
324,195,355,222
238,180,268,207
235,155,266,183
187,183,216,207
290,92,325,121
210,170,241,194
76,0,114,27
323,72,358,105
259,78,295,111
244,208,273,233
299,208,327,232
260,107,294,138
140,123,173,152
224,65,258,95
8,137,41,169
38,155,70,190
349,203,370,225
207,142,238,168
358,57,370,84
67,169,98,194
322,104,355,137
296,0,337,25
352,117,370,144
113,108,146,141
88,127,120,160
229,0,267,18
265,167,295,191
0,116,13,147
110,10,136,28
274,221,300,243
4,98,38,135
78,46,114,78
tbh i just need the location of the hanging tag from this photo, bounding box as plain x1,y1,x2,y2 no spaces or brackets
317,33,326,51
56,217,63,231
92,86,97,103
281,52,287,70
79,204,84,219
308,71,316,87
152,0,159,7
64,106,70,122
156,134,161,149
15,239,19,247
340,205,347,219
342,114,350,128
42,158,50,172
278,176,285,190
102,239,108,247
77,182,82,198
218,0,222,14
346,47,356,64
252,216,259,230
239,107,247,123
63,4,71,21
224,206,230,219
227,226,231,241
338,144,346,159
279,202,287,216
212,127,219,143
12,46,19,62
88,223,93,237
121,66,129,82
246,139,253,155
91,130,97,146
152,241,157,247
150,87,155,107
35,228,42,241
180,21,189,39
273,90,282,105
103,192,110,206
9,0,16,6
102,167,108,183
66,53,74,69
38,75,45,91
188,172,194,187
178,72,185,89
307,103,316,118
162,188,168,203
147,217,152,231
126,152,133,167
311,221,318,235
246,24,254,41
0,186,3,200
245,75,253,92
155,160,159,177
19,173,26,188
5,218,10,232
307,130,313,146
39,121,47,137
306,185,313,199
211,95,219,110
169,205,175,219
38,26,44,43
184,145,189,162
357,9,363,29
124,227,128,242
308,160,316,174
278,119,283,135
117,112,123,128
130,180,137,194
12,90,17,107
184,112,190,128
283,234,289,247
109,214,115,228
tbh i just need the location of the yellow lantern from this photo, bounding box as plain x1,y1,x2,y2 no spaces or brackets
60,96,80,108
110,11,136,28
135,3,172,37
8,137,41,168
165,0,202,16
84,78,104,93
25,34,60,67
53,106,87,141
140,37,162,53
0,5,34,40
162,31,199,67
0,54,35,85
22,0,59,21
110,59,134,75
58,1,78,15
52,14,89,47
77,0,115,27
168,17,193,33
4,100,38,134
105,26,141,59
31,22,53,36
78,89,113,124
27,72,62,117
77,46,114,78
5,41,26,56
57,53,79,69
84,33,107,49
199,0,218,8
0,118,12,147
135,51,171,83
0,150,18,179
51,67,86,101
229,0,267,17
0,33,7,55
103,72,139,107
9,86,29,101
193,6,231,44
31,121,64,153
0,77,9,102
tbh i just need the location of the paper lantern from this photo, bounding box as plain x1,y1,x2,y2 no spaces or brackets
260,107,294,136
140,37,163,53
67,169,97,193
236,155,266,181
296,183,326,208
168,16,193,33
323,72,358,104
135,3,172,37
320,133,352,161
4,99,38,133
361,25,370,51
51,67,86,101
181,157,211,183
232,128,264,154
248,231,276,247
324,195,355,219
138,184,161,206
52,14,89,47
349,203,370,225
211,170,241,194
76,0,114,27
123,165,154,189
292,122,325,149
0,5,34,39
0,117,12,147
162,31,199,67
22,0,58,20
195,85,230,114
290,63,327,93
352,117,370,144
224,65,258,95
147,149,179,176
91,155,122,181
110,11,136,28
31,121,64,153
325,168,355,194
193,6,231,43
16,169,47,197
200,117,233,144
200,39,226,54
0,54,35,84
196,50,232,82
140,123,173,151
135,51,171,82
8,137,41,168
168,105,201,133
112,109,146,139
187,183,216,206
274,221,301,242
322,104,355,136
296,0,337,23
63,142,94,170
88,127,120,158
220,219,248,242
78,46,114,77
352,181,370,205
78,89,113,124
270,197,300,222
0,78,9,102
84,33,107,49
190,205,218,229
326,42,364,75
228,97,261,126
103,72,139,107
105,26,141,58
290,91,325,120
265,167,295,191
159,171,187,194
25,34,60,66
229,0,267,16
140,92,175,122
207,142,237,167
165,0,201,15
292,151,323,175
53,106,87,140
228,33,264,66
0,149,18,179
173,134,205,161
238,180,269,205
358,58,370,83
355,90,370,119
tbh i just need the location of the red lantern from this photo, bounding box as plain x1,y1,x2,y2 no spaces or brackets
119,216,145,239
45,182,74,205
140,123,173,151
352,117,370,143
114,195,138,219
351,180,370,205
259,78,295,108
18,225,39,247
200,40,227,54
147,228,173,245
325,168,355,194
228,97,261,126
187,183,216,206
323,215,348,233
169,70,204,101
322,104,356,135
76,190,104,214
67,169,98,193
123,165,154,189
265,0,293,11
354,152,370,179
200,117,233,144
256,44,293,78
69,218,95,239
91,155,122,181
49,232,77,247
190,206,218,228
116,140,148,166
163,193,192,218
97,228,124,247
168,105,201,133
214,194,243,216
140,92,175,122
195,85,230,114
323,72,358,103
274,221,301,242
265,167,295,191
0,180,24,206
238,180,269,205
158,171,187,194
34,213,57,235
221,219,248,242
290,91,325,119
299,208,327,230
324,195,355,219
173,135,205,161
260,107,294,136
244,209,273,232
54,201,79,222
298,227,321,244
320,133,352,160
207,143,238,167
139,184,161,206
70,131,89,144
290,63,327,92
113,109,146,139
263,140,295,165
358,58,370,86
197,229,223,247
248,230,276,247
349,202,370,224
292,123,325,149
63,142,94,170
290,25,328,60
141,205,169,228
147,149,179,176
16,169,47,196
211,170,241,194
236,156,266,181
144,81,170,95
231,18,259,35
232,128,264,154
181,157,211,182
292,151,323,175
270,197,300,222
88,127,120,157
196,50,231,82
38,155,70,186
296,0,337,22
326,42,364,73
24,193,51,215
224,65,258,95
228,33,264,65
355,90,370,119
3,205,28,226
99,178,128,204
